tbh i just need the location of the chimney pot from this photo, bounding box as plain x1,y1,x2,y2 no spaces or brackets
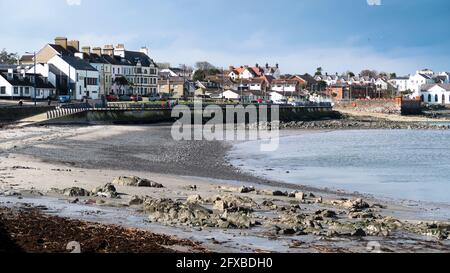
55,37,68,49
68,40,80,51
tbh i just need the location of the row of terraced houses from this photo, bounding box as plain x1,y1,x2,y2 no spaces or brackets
0,37,158,100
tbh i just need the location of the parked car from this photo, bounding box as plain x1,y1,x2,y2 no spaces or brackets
106,94,119,102
273,99,288,105
58,95,71,103
149,95,161,102
119,95,131,101
130,95,143,102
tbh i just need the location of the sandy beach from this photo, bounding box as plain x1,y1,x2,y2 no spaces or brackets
1,124,450,253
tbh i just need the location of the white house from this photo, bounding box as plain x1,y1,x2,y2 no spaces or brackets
420,83,450,105
389,77,409,92
269,91,286,102
0,68,56,99
48,55,100,100
219,89,240,100
408,72,434,97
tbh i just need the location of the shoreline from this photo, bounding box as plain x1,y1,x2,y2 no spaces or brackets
1,124,450,252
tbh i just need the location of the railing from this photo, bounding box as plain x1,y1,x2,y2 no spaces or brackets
46,104,91,120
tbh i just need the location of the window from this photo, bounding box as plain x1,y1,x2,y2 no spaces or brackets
0,86,5,94
428,94,432,102
435,94,439,102
13,87,18,94
421,95,424,102
24,87,30,95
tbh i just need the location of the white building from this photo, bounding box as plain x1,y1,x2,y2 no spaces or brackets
389,77,409,92
0,68,56,99
408,72,434,97
420,83,450,105
219,89,240,100
48,55,100,100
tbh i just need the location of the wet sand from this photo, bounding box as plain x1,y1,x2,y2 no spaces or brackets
1,125,450,253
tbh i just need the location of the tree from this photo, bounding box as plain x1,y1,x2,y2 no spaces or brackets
315,67,323,76
360,69,378,78
390,73,397,79
346,71,355,77
193,70,207,81
114,76,129,94
0,49,19,65
195,61,216,71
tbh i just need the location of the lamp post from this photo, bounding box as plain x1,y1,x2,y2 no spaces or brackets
26,51,37,106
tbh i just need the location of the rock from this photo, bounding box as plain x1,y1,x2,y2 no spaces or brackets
93,183,120,199
295,192,305,200
316,210,337,219
113,176,164,188
187,194,203,204
63,187,90,197
218,185,255,194
336,198,370,211
129,195,145,206
221,211,253,229
213,195,256,213
351,228,367,237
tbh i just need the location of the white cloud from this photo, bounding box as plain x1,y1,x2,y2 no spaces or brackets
367,0,382,6
66,0,81,6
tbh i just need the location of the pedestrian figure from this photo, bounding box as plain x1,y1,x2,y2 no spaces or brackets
18,100,23,107
47,97,51,106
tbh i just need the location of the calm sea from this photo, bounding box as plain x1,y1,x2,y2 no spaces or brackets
229,130,450,204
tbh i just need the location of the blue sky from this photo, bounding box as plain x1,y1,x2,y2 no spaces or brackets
1,0,449,75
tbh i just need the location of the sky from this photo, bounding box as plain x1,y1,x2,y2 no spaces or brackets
0,0,449,75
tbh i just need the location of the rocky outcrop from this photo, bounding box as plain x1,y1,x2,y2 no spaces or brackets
92,183,120,199
113,176,164,188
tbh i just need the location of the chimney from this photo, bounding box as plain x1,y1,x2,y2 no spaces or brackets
103,45,114,56
68,40,80,51
255,63,259,68
276,63,279,69
82,46,91,55
266,63,269,69
55,37,68,49
140,47,149,56
92,47,102,56
114,44,125,58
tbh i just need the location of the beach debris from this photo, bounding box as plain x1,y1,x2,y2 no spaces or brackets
113,176,164,188
217,185,255,194
92,183,120,199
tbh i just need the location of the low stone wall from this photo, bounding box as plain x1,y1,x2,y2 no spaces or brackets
39,106,340,125
0,106,56,122
335,98,421,115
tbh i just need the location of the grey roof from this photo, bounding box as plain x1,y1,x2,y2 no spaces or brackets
60,56,97,71
0,70,55,89
124,50,157,67
422,83,450,91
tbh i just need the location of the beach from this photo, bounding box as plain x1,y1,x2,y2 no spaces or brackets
1,124,450,253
